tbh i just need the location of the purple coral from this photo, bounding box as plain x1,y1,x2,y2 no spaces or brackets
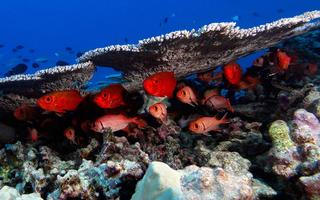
292,109,320,145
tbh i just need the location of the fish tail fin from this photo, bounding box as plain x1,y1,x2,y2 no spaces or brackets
226,99,234,113
132,117,147,128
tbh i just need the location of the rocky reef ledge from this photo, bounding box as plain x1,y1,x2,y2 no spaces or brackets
78,11,320,91
0,11,317,115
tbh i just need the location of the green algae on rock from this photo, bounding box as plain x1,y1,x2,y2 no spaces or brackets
268,120,294,151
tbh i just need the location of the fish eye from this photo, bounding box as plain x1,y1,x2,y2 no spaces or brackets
65,131,71,136
102,92,107,98
154,106,158,111
194,123,199,129
45,96,52,103
153,79,159,84
182,90,187,96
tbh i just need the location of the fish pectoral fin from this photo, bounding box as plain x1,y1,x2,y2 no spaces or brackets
213,128,223,133
55,112,64,117
121,126,131,134
202,132,211,136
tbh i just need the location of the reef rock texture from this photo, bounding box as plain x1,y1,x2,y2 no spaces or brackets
47,159,145,200
132,161,254,200
0,141,76,195
0,186,43,200
0,134,151,199
299,172,320,200
258,109,320,198
259,109,320,178
0,123,16,144
78,11,320,91
281,28,320,62
0,62,95,115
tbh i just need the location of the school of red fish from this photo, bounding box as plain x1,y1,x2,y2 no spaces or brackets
12,48,318,144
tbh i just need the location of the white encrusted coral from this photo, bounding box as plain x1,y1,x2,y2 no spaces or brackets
77,11,320,91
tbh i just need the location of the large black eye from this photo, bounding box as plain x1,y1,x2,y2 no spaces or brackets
194,123,199,129
103,92,107,98
182,90,187,96
154,106,158,111
45,96,52,103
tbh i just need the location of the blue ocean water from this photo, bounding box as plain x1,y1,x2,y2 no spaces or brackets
0,0,319,83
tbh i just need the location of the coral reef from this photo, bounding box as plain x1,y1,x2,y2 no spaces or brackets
0,133,151,199
47,159,144,200
132,161,254,200
0,122,16,144
281,29,320,62
0,62,95,115
79,11,320,91
299,172,320,200
0,186,43,200
257,109,320,198
0,141,76,194
0,10,320,200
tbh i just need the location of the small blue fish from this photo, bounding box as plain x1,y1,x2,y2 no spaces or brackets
231,15,240,21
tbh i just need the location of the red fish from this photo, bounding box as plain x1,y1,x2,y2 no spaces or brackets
202,95,234,112
289,54,299,64
94,84,127,109
80,120,92,133
176,86,198,106
188,114,228,134
202,89,220,104
14,104,39,121
91,114,146,133
276,50,291,70
197,71,223,84
27,127,39,142
37,90,83,113
64,127,77,144
252,57,264,67
305,63,318,76
223,62,242,85
237,75,260,90
197,71,213,83
143,72,177,98
149,102,168,124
